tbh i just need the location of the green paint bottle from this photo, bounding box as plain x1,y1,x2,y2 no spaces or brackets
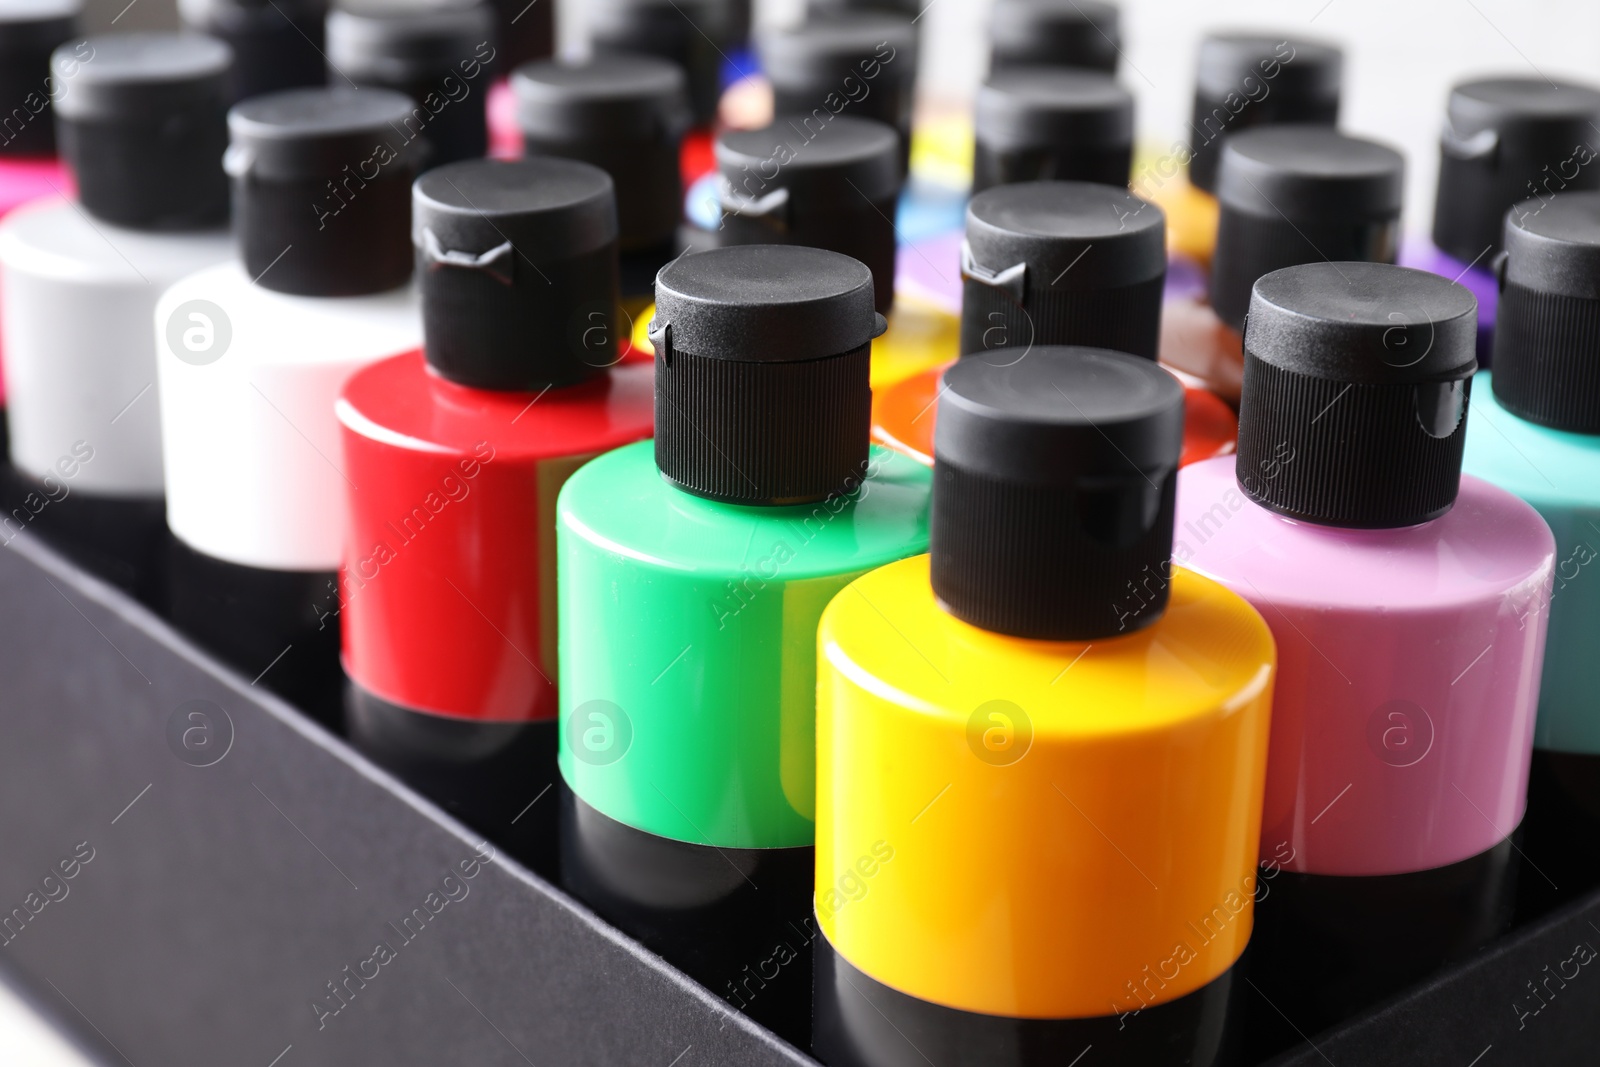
555,244,932,1043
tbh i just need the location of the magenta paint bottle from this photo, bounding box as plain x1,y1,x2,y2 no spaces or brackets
1174,261,1554,1059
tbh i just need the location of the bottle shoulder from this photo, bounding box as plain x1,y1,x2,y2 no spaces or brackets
1463,371,1600,509
156,260,422,369
558,441,932,578
0,196,231,284
818,554,1276,737
1176,455,1556,608
338,351,655,460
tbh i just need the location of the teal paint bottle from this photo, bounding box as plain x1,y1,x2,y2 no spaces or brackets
1462,191,1600,906
555,244,932,1045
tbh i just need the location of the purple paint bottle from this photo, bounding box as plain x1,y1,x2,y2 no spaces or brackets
1175,261,1554,1059
1400,77,1600,367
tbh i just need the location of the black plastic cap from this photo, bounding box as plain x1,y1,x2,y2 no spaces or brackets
760,15,917,157
1492,190,1600,433
485,0,551,70
988,0,1119,75
229,87,424,296
415,158,619,391
808,0,920,16
1186,34,1342,192
1432,77,1600,265
326,0,494,166
513,56,689,251
178,0,327,103
1211,126,1405,330
972,68,1133,192
717,117,902,312
931,347,1183,641
0,0,79,157
53,34,232,229
1238,262,1477,529
648,245,884,505
589,0,726,124
961,181,1165,360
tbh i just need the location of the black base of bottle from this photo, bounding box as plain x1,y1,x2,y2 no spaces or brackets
0,462,167,609
165,538,344,731
559,786,816,1048
345,682,560,877
1240,835,1518,1063
1514,748,1600,920
814,938,1237,1067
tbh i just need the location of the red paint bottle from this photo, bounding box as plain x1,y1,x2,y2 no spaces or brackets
338,157,653,862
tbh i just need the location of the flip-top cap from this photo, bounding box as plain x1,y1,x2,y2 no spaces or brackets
1492,190,1600,432
1433,77,1600,264
53,33,232,228
961,181,1165,359
649,245,883,505
988,0,1119,74
1238,262,1477,528
1187,33,1343,192
931,347,1184,639
1211,126,1405,329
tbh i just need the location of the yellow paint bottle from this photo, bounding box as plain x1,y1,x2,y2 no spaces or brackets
813,347,1276,1067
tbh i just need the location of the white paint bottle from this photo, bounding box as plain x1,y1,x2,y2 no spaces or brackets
0,33,234,597
156,87,424,721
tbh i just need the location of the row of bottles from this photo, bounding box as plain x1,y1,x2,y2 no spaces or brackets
0,2,1593,1067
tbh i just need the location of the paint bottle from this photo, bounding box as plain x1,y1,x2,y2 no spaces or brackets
156,88,425,724
556,244,932,1046
325,0,496,169
340,157,652,869
815,346,1275,1067
512,56,690,306
1399,77,1600,368
1164,126,1404,405
179,0,328,103
1461,191,1600,902
758,14,918,172
0,33,233,600
972,68,1133,194
0,0,77,214
987,0,1119,74
0,0,80,421
872,182,1237,472
1174,261,1552,1058
588,0,727,126
717,117,902,313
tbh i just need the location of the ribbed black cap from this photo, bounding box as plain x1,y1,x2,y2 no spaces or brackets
988,0,1119,75
1492,191,1600,433
53,33,232,229
415,158,618,391
1186,33,1342,192
0,0,78,157
760,15,918,152
513,56,689,251
1432,77,1600,265
228,87,424,296
1211,126,1404,331
648,244,885,505
973,69,1133,193
178,0,327,103
1238,262,1477,528
961,181,1165,360
326,0,494,166
717,117,902,312
931,347,1183,640
589,0,726,124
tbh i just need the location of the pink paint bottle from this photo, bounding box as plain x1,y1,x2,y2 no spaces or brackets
1174,261,1554,1059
